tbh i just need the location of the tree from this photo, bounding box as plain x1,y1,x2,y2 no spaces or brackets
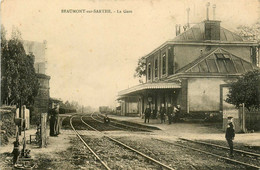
237,21,260,42
134,56,146,83
225,70,260,111
1,26,39,108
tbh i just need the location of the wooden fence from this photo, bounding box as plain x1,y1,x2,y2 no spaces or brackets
245,109,260,131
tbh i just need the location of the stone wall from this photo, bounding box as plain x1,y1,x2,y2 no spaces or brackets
0,106,16,145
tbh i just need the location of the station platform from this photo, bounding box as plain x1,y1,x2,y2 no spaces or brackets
107,114,260,147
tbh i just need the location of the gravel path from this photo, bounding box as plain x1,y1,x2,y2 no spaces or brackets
116,136,246,169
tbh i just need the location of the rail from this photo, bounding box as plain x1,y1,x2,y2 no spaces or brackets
155,138,260,170
96,113,152,132
179,137,260,158
80,116,174,170
70,116,111,170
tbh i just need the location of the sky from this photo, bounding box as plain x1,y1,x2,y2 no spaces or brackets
1,0,259,108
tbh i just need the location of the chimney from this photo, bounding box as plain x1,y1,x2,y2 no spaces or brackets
204,20,221,40
175,24,178,36
186,8,190,28
206,2,210,20
213,4,216,20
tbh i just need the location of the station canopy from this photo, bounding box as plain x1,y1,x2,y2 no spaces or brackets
118,82,181,97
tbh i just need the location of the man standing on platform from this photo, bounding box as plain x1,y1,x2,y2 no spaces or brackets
160,103,166,123
167,103,173,124
144,104,151,123
225,116,235,157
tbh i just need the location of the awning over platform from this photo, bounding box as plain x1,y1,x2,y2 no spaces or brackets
118,82,181,96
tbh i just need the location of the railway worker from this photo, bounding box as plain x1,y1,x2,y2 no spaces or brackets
104,114,110,124
160,103,166,123
144,104,151,123
225,116,235,157
167,103,173,124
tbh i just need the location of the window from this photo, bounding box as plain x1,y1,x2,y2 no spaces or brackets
168,47,174,75
250,46,257,65
148,63,151,80
215,53,225,59
162,53,166,75
215,53,236,73
155,59,158,78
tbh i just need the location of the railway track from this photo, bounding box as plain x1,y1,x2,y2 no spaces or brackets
70,115,174,169
70,114,259,169
179,138,260,158
70,116,111,169
155,138,260,170
90,113,260,169
89,114,129,131
95,113,155,132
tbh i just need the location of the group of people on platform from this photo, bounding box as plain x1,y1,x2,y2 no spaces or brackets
144,103,181,124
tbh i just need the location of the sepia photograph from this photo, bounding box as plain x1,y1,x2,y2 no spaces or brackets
0,0,260,169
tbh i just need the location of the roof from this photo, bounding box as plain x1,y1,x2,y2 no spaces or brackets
118,82,181,96
173,21,244,42
143,20,258,60
176,47,257,74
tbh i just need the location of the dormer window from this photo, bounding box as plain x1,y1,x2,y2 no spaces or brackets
162,53,166,75
215,53,236,73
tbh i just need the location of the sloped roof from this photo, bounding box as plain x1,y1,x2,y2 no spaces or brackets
173,21,244,42
118,82,181,96
177,48,256,74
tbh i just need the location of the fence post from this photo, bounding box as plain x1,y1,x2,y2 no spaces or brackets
242,103,246,133
40,113,48,148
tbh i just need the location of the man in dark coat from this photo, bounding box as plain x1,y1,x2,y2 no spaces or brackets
225,116,235,157
144,104,151,123
167,103,173,124
53,105,60,136
49,111,55,136
49,104,60,136
160,103,166,123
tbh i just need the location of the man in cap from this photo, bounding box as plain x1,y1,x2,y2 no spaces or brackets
160,103,166,123
144,104,151,123
225,116,235,157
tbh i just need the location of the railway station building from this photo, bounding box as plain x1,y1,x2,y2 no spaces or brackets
118,19,259,119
